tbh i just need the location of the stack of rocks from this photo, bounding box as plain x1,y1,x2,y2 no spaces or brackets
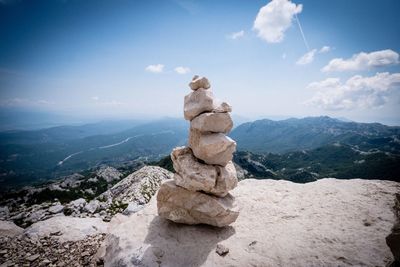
157,75,239,227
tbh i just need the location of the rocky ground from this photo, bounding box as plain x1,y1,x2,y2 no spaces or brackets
102,178,400,267
0,233,105,267
0,166,399,266
0,165,172,267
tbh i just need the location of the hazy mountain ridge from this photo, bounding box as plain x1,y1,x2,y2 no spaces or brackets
0,118,188,189
231,116,400,154
1,116,399,190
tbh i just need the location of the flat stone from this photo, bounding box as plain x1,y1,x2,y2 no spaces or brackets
189,76,210,90
48,204,64,214
189,129,236,166
0,220,23,237
157,180,239,227
184,88,216,121
191,112,233,133
171,147,237,197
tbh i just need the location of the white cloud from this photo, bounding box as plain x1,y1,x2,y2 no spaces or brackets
319,46,331,53
305,72,400,110
174,66,191,74
145,64,164,73
229,30,245,40
296,49,317,65
91,96,99,101
0,98,54,107
296,46,331,65
253,0,302,43
322,49,399,72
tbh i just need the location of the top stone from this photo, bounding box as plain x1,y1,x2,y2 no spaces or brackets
189,75,211,91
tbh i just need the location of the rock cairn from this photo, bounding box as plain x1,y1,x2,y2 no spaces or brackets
157,75,239,227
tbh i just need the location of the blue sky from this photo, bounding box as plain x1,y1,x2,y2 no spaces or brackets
0,0,400,125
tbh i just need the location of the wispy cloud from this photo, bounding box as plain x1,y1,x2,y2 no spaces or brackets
0,98,54,107
253,0,302,43
174,66,191,74
296,45,331,65
322,49,399,72
228,30,245,40
145,64,164,73
305,72,400,110
296,49,317,65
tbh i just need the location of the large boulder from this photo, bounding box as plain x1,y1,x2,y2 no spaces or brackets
189,129,236,166
184,88,216,121
101,178,399,267
171,147,237,197
157,180,239,227
191,112,233,133
99,166,173,205
24,216,108,242
0,220,23,237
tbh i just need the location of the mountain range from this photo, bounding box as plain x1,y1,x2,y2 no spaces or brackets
0,116,399,190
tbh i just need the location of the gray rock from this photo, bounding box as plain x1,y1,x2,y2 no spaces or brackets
48,204,64,214
123,202,144,215
0,220,23,237
24,216,108,242
216,244,229,256
213,102,232,113
84,200,100,214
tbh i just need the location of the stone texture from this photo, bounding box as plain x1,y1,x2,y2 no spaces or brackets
191,112,233,133
189,129,236,166
156,180,239,227
102,178,400,267
184,88,216,121
213,102,232,113
171,146,237,197
386,193,400,264
24,216,108,242
0,220,23,237
99,166,172,205
48,204,64,214
189,76,210,90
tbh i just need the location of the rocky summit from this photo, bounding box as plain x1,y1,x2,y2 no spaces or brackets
101,178,400,267
157,75,239,227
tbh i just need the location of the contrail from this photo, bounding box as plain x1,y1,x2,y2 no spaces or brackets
295,13,310,52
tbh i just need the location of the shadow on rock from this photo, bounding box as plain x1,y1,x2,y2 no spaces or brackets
138,216,235,267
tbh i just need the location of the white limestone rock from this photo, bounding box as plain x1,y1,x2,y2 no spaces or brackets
48,204,64,214
84,200,101,214
99,166,172,205
101,178,400,267
24,216,108,242
171,146,237,197
0,220,23,237
189,129,236,166
189,75,211,90
184,88,216,121
157,180,239,227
